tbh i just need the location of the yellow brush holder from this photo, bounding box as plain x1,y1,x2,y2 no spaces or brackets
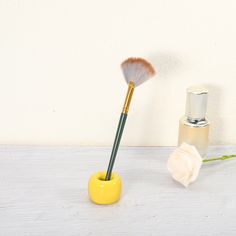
88,171,122,205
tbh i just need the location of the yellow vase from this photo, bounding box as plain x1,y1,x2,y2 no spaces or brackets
88,171,122,205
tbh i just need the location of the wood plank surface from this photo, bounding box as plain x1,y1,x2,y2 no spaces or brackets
0,146,236,236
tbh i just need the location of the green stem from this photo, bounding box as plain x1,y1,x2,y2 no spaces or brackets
203,154,236,163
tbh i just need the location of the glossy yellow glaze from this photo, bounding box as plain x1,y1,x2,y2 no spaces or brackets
88,171,122,205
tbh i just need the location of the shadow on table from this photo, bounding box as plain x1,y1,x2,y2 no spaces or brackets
120,167,183,196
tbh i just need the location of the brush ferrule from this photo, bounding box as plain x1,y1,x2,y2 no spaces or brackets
122,82,134,114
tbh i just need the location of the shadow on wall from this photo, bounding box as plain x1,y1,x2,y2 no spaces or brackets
204,84,224,145
148,52,183,79
130,52,223,146
133,52,183,146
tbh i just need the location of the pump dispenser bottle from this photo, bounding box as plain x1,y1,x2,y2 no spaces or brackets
178,86,210,157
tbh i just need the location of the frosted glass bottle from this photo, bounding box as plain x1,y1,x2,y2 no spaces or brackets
178,86,210,157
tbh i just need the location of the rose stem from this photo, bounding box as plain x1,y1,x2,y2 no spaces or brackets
203,154,236,163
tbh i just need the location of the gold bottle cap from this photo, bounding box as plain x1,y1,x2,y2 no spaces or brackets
185,86,208,121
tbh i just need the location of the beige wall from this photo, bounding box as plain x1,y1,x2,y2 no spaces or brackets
0,0,235,145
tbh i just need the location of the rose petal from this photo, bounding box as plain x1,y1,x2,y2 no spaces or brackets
167,143,203,187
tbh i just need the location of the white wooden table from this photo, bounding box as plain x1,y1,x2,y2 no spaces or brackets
0,146,236,236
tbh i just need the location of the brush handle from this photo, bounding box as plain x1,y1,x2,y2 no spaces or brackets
105,113,127,181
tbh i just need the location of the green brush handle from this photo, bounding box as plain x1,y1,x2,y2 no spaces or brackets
105,113,127,181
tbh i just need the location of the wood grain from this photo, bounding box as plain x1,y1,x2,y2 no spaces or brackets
0,146,236,236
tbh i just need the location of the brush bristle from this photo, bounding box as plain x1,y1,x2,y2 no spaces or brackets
121,58,155,87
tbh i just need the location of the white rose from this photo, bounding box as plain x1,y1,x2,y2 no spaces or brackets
167,142,203,187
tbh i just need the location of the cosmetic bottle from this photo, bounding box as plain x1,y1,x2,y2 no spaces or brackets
178,86,210,157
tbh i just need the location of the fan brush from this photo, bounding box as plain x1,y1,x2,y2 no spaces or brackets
105,58,155,180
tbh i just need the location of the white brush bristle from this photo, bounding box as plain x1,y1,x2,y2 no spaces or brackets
121,58,155,87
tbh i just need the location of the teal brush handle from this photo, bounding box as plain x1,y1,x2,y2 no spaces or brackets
105,113,127,180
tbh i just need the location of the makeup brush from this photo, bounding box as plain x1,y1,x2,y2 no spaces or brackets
105,58,155,181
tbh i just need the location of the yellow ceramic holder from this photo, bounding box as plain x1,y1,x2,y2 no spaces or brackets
88,171,122,205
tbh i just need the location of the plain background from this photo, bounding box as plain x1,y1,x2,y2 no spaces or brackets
0,0,235,146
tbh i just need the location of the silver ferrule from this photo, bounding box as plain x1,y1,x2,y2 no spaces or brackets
185,86,208,121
